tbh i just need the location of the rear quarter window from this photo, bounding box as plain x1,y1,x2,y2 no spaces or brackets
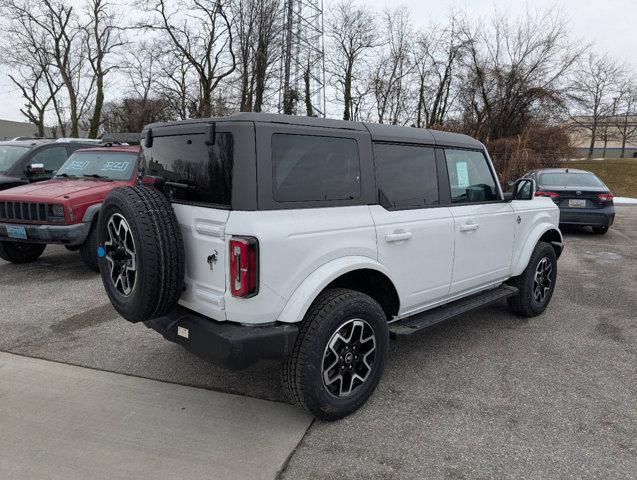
145,132,233,207
271,134,361,202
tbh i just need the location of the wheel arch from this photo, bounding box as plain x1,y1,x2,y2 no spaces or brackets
277,256,401,323
512,225,563,276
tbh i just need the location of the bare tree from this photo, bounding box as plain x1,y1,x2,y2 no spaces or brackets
411,14,467,128
83,0,125,138
231,0,281,112
460,7,585,142
139,0,236,118
570,52,625,159
370,7,412,124
615,81,637,158
326,1,376,121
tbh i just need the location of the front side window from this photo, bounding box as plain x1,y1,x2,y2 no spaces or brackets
56,151,138,181
444,149,499,203
30,146,68,173
146,132,233,207
272,134,361,202
374,143,439,208
0,145,29,172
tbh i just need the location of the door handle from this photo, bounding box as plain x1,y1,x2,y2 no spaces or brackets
459,223,479,232
385,230,412,242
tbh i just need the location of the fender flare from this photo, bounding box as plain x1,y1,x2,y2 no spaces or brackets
511,223,563,276
277,255,399,324
81,203,102,223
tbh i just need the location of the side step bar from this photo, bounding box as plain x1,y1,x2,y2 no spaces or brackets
389,285,518,338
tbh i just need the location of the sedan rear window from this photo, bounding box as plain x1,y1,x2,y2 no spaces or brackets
539,172,605,188
0,145,29,172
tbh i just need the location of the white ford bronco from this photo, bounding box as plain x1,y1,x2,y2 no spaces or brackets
97,113,563,420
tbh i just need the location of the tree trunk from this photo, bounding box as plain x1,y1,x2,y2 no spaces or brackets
88,76,104,139
587,123,597,160
304,65,313,117
343,61,353,121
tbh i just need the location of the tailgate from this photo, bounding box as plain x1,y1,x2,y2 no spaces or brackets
172,203,229,321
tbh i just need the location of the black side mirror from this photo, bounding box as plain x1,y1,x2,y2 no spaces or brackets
512,178,535,200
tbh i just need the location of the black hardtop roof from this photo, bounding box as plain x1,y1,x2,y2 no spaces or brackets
143,112,483,149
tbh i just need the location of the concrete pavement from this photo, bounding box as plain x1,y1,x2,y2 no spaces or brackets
0,352,311,480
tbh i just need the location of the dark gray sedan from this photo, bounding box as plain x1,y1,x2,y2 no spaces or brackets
522,168,615,234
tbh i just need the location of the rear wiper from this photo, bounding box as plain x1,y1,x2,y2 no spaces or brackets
55,173,78,179
82,174,113,181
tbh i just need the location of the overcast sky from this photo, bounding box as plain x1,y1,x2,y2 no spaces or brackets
0,0,634,123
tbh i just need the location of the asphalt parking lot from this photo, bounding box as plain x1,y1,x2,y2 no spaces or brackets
1,206,635,479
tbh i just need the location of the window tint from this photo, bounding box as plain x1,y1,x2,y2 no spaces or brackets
31,146,68,173
272,134,360,202
374,143,439,208
539,172,605,188
444,149,499,203
146,133,233,207
56,151,138,181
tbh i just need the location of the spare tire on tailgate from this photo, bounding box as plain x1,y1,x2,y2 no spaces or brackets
97,186,185,323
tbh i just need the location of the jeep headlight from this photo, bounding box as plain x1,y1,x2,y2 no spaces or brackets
49,204,65,220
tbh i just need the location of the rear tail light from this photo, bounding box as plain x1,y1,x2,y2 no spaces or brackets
535,190,560,198
229,236,259,297
597,193,613,202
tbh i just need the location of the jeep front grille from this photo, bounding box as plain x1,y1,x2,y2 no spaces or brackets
0,201,49,223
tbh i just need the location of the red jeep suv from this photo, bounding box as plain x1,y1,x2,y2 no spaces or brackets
0,145,139,271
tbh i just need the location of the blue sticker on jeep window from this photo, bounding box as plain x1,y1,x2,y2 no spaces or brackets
97,246,105,257
100,161,130,172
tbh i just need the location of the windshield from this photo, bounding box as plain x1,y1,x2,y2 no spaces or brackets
0,145,30,173
539,172,605,188
56,151,138,180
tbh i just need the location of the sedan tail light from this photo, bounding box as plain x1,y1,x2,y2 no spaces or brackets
229,236,259,297
597,193,614,202
535,190,560,198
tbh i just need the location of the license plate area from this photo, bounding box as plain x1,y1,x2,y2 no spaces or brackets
568,199,586,208
6,225,27,239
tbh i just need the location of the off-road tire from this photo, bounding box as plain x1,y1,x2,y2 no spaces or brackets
0,241,46,263
592,226,609,235
79,222,99,272
507,241,557,317
97,186,185,323
282,288,389,421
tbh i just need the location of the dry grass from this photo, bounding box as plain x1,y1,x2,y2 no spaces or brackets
567,159,637,198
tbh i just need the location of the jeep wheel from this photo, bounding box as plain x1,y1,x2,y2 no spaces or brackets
507,241,557,317
282,288,389,421
97,186,185,323
0,241,46,263
79,223,99,272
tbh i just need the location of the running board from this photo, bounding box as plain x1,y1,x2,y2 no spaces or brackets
389,285,518,338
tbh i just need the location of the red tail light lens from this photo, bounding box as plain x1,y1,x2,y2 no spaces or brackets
597,193,613,202
535,190,560,198
229,236,259,298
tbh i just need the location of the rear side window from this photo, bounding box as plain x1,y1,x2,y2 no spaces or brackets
146,133,233,207
31,146,68,173
272,134,360,202
444,149,499,203
374,143,439,208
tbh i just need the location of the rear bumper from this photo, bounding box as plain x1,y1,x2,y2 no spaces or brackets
0,221,90,246
559,204,615,227
143,306,299,370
